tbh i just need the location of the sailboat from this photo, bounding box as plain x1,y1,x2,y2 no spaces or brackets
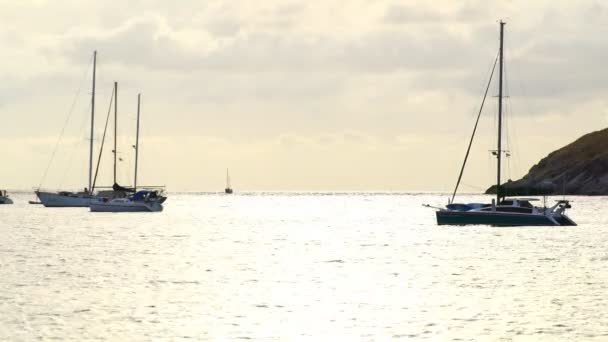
225,169,233,194
90,94,166,212
0,190,13,204
35,51,99,207
94,82,135,199
434,22,576,226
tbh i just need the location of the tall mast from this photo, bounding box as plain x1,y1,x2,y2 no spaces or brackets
226,168,230,188
113,81,118,185
496,21,505,203
134,94,141,191
89,50,97,193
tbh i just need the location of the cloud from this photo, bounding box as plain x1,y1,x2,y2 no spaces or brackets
59,15,203,71
0,0,607,191
383,2,491,25
56,17,491,79
383,4,443,24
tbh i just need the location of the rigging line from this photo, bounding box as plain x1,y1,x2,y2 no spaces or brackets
459,182,487,192
504,47,522,179
504,57,513,181
503,50,510,181
510,68,526,179
58,102,92,190
503,48,519,182
450,52,500,204
504,48,511,153
38,53,94,189
92,86,116,191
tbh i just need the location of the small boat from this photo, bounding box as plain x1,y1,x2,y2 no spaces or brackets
90,94,166,212
0,190,13,204
434,22,576,226
90,190,165,212
225,168,233,194
28,200,43,205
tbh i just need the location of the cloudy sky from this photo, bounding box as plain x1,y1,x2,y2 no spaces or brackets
0,0,606,192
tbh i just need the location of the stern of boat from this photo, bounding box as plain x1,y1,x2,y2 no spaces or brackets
554,214,577,226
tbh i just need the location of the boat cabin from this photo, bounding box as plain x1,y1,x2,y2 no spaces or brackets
477,198,540,214
447,198,542,214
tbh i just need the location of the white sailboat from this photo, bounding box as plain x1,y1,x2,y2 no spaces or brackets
36,51,99,207
93,81,135,199
90,191,165,212
90,94,166,212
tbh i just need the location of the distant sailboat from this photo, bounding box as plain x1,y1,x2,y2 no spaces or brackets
90,94,166,212
225,169,233,194
433,22,576,226
36,51,99,207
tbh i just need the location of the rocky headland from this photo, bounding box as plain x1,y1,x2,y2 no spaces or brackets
486,128,608,196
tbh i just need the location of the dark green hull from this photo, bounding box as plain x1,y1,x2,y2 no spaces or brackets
436,210,576,226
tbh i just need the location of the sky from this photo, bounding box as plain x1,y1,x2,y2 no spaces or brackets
0,0,607,192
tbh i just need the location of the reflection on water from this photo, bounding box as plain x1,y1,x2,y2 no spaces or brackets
0,193,607,340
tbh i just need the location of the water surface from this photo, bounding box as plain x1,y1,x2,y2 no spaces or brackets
1,193,606,340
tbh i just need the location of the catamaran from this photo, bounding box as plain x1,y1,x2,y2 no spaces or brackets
90,94,166,212
434,22,576,226
36,51,99,207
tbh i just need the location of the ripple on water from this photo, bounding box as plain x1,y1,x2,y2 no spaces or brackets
1,193,607,340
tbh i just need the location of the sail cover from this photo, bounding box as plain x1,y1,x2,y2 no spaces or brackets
113,183,135,192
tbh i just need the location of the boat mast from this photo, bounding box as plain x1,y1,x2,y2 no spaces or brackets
496,21,505,204
226,168,230,188
113,81,118,185
89,50,97,193
134,94,141,192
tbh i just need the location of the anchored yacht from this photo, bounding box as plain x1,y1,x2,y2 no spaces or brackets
433,22,576,226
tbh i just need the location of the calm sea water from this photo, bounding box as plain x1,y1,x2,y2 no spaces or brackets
1,192,607,341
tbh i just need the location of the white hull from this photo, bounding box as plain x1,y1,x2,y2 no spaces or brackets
36,191,94,207
90,199,163,212
0,196,13,204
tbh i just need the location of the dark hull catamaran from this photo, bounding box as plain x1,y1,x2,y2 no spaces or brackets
435,22,576,226
436,199,576,226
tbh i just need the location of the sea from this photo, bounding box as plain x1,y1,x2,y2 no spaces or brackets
1,192,607,341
